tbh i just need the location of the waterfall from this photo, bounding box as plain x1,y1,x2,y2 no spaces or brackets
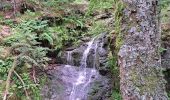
80,37,95,68
67,51,73,65
41,33,112,100
68,37,99,100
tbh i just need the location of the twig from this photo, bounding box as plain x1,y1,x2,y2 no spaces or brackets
14,70,31,100
3,51,30,100
3,58,17,100
32,66,37,84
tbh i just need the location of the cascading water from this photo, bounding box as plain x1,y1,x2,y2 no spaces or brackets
41,33,112,100
80,38,95,68
68,37,99,100
67,51,73,65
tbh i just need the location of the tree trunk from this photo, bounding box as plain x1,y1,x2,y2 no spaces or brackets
118,0,168,99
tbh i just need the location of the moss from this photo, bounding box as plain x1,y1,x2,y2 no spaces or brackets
87,0,114,15
107,2,125,98
16,11,43,22
114,0,125,50
130,67,160,95
111,90,122,100
140,75,158,94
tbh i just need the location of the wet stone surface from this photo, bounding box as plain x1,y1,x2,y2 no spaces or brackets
41,65,112,100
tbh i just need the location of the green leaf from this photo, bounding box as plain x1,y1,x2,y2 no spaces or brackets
159,47,167,53
40,32,54,45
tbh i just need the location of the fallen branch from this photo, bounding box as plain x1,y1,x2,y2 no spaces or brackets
14,70,31,100
3,51,30,100
3,58,17,100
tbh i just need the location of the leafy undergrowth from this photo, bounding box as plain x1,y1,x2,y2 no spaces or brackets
111,90,122,100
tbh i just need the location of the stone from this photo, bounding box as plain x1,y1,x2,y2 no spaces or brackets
60,33,110,72
41,65,112,100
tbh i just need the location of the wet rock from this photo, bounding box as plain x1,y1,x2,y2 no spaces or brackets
41,65,112,100
60,33,110,72
81,36,91,42
42,33,113,100
61,46,85,66
162,47,170,69
87,76,113,100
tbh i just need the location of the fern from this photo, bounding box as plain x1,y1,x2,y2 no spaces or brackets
160,0,170,8
0,19,51,99
40,32,54,45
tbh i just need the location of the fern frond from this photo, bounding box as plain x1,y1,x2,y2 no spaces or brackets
40,32,54,45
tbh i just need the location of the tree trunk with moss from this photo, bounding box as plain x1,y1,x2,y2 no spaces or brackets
118,0,168,99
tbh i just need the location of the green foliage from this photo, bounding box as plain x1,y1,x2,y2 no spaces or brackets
88,21,110,36
111,90,122,100
87,0,114,15
4,20,50,67
0,15,91,98
18,19,48,33
0,0,118,99
41,0,74,7
160,0,170,9
64,16,85,29
17,10,43,21
1,19,15,27
42,26,68,49
107,52,117,74
27,0,74,10
107,52,121,99
159,47,167,53
0,19,50,99
161,5,170,24
168,92,170,100
0,2,12,11
0,58,13,80
74,0,85,4
114,0,124,49
11,72,41,100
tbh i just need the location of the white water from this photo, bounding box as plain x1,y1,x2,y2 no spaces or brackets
67,51,73,65
80,38,95,68
41,33,110,100
68,37,98,100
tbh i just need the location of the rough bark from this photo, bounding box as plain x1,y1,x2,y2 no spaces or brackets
118,0,168,99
